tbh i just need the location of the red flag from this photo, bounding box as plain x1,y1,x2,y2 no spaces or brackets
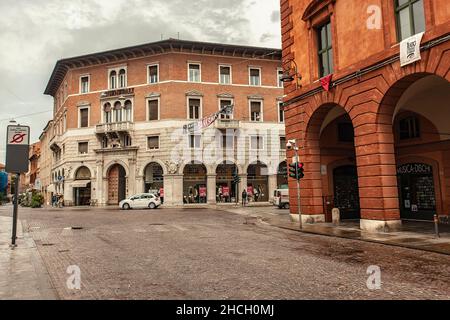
320,74,333,91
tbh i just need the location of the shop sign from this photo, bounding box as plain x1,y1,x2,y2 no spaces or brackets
199,186,207,197
222,186,230,197
397,163,432,175
247,186,253,196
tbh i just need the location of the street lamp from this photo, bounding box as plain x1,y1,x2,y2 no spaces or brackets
286,139,302,229
280,58,302,90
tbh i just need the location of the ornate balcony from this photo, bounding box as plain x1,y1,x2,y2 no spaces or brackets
95,121,134,134
214,119,240,129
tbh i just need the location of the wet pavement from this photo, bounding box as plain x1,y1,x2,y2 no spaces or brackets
0,205,449,300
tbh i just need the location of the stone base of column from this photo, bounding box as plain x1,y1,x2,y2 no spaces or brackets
360,219,402,232
289,214,325,224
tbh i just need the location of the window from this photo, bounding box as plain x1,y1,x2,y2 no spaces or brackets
219,99,233,120
80,76,89,93
147,136,160,150
103,103,112,123
148,65,159,84
399,116,420,140
79,107,89,128
250,136,264,150
395,0,425,41
148,99,159,121
119,69,126,88
317,21,333,77
188,63,201,82
277,69,284,88
78,142,88,154
338,123,354,142
124,100,132,122
123,135,132,147
110,70,117,89
101,136,108,149
220,131,234,149
278,102,284,123
280,136,286,150
189,135,201,149
114,102,122,122
219,66,231,84
250,101,262,122
249,68,261,86
188,98,201,119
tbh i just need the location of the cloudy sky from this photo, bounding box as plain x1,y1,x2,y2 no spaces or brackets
0,0,281,162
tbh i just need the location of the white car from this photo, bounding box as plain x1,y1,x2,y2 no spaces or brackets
119,193,161,210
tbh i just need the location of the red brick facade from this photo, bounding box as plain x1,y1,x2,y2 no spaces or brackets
281,0,450,227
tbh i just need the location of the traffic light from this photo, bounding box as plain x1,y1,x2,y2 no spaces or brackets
289,162,305,180
298,162,304,179
289,162,298,179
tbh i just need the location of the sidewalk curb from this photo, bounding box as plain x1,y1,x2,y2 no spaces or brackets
271,223,450,256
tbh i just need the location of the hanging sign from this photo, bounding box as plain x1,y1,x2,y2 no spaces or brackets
183,104,233,134
400,32,424,67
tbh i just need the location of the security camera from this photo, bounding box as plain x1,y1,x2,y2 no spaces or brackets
286,141,293,150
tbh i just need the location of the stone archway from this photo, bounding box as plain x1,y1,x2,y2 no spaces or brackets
183,161,207,204
247,161,269,202
216,160,238,203
73,166,91,206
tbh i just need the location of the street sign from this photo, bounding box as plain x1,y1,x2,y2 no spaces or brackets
5,125,30,247
5,125,30,174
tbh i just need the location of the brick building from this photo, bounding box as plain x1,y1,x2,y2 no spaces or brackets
280,0,449,231
43,39,285,206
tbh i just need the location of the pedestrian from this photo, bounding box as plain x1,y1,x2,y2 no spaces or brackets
241,189,247,207
51,194,56,207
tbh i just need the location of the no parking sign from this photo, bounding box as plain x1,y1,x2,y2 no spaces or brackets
5,125,30,173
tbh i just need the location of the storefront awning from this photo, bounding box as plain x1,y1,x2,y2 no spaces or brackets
47,184,55,193
71,180,91,188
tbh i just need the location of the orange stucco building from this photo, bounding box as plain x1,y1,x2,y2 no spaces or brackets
280,0,450,231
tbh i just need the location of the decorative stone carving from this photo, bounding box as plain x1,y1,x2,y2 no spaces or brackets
165,160,179,174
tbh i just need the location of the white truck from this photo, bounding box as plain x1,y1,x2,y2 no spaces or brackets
273,188,290,209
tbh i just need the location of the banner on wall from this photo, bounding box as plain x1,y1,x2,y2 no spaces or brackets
400,32,424,67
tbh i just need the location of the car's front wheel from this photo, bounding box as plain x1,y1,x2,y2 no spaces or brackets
148,202,156,209
122,203,131,210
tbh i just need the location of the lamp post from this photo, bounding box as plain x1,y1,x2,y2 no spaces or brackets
287,139,302,229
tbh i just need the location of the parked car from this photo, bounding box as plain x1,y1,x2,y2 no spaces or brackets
119,193,161,210
273,189,289,209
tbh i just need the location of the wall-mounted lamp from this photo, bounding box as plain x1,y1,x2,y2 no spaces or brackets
280,58,302,90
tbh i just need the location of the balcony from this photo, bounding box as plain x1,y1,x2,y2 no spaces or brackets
214,119,240,129
49,134,62,151
95,121,134,134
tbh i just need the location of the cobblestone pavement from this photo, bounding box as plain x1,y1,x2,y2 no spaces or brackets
0,205,449,300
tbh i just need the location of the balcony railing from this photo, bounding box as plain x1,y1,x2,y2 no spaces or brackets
95,121,134,134
214,119,240,129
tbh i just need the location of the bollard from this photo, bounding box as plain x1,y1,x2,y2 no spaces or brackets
434,214,440,238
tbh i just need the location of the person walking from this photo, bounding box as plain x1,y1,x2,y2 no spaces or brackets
241,189,247,207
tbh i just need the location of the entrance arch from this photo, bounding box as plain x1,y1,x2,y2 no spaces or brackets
73,166,91,206
333,165,360,220
382,74,450,220
216,161,238,203
183,161,207,204
108,164,126,204
143,162,164,195
247,161,269,202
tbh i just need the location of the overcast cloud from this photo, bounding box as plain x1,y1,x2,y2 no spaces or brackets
0,0,281,162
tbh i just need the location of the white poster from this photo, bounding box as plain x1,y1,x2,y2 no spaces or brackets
400,32,424,67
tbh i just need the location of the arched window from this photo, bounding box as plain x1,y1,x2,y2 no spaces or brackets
119,69,126,88
103,102,112,123
75,166,91,180
114,101,122,122
110,70,117,89
124,100,132,122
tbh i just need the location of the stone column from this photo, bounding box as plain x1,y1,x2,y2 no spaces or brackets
239,173,247,202
95,160,103,206
268,174,277,203
128,158,136,197
136,175,144,194
207,174,216,204
63,180,73,206
163,174,183,206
